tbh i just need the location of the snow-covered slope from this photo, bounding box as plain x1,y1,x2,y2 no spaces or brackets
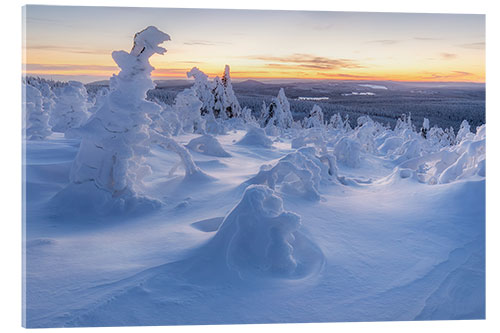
24,125,485,327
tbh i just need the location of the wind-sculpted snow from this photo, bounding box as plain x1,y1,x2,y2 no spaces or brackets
186,134,231,157
334,137,362,168
24,110,485,326
377,124,485,185
246,147,338,200
236,126,273,148
202,185,324,278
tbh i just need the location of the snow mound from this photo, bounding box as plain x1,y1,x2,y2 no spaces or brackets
236,126,273,148
334,137,362,168
50,182,161,218
291,128,328,153
378,136,404,155
246,147,338,200
186,134,231,157
208,185,324,278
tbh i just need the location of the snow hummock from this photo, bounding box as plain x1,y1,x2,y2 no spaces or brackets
204,185,324,278
236,125,273,148
334,137,362,168
246,147,338,201
186,134,231,157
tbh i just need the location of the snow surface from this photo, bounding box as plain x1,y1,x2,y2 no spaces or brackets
24,126,485,327
23,26,485,328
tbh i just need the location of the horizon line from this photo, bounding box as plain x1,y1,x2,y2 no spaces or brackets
22,72,486,85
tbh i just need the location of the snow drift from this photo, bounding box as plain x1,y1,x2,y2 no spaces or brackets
186,134,231,157
202,185,324,279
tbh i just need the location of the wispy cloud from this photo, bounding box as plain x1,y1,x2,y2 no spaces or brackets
421,71,472,80
251,54,363,71
366,39,400,45
311,23,335,31
153,68,194,75
27,44,110,55
25,63,118,72
457,42,485,49
327,73,378,79
183,40,231,46
440,52,457,60
413,37,441,41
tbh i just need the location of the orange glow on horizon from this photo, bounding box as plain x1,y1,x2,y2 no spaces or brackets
22,66,485,83
23,7,485,84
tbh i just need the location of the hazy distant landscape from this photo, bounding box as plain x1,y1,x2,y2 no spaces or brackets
88,79,485,131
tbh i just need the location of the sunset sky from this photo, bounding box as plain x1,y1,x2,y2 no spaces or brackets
23,5,485,83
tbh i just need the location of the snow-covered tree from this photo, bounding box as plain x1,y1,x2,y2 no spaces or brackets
220,65,241,118
427,125,455,148
187,65,241,120
50,81,90,135
328,113,350,132
157,104,182,136
456,120,472,143
259,88,294,131
187,67,214,116
172,88,205,134
88,87,109,115
27,78,56,117
421,118,430,138
24,84,52,140
303,104,324,128
63,26,205,213
241,106,257,125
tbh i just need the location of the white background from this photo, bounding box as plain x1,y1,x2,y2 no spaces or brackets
1,0,498,332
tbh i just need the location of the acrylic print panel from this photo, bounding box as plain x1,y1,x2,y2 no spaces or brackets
22,5,485,328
